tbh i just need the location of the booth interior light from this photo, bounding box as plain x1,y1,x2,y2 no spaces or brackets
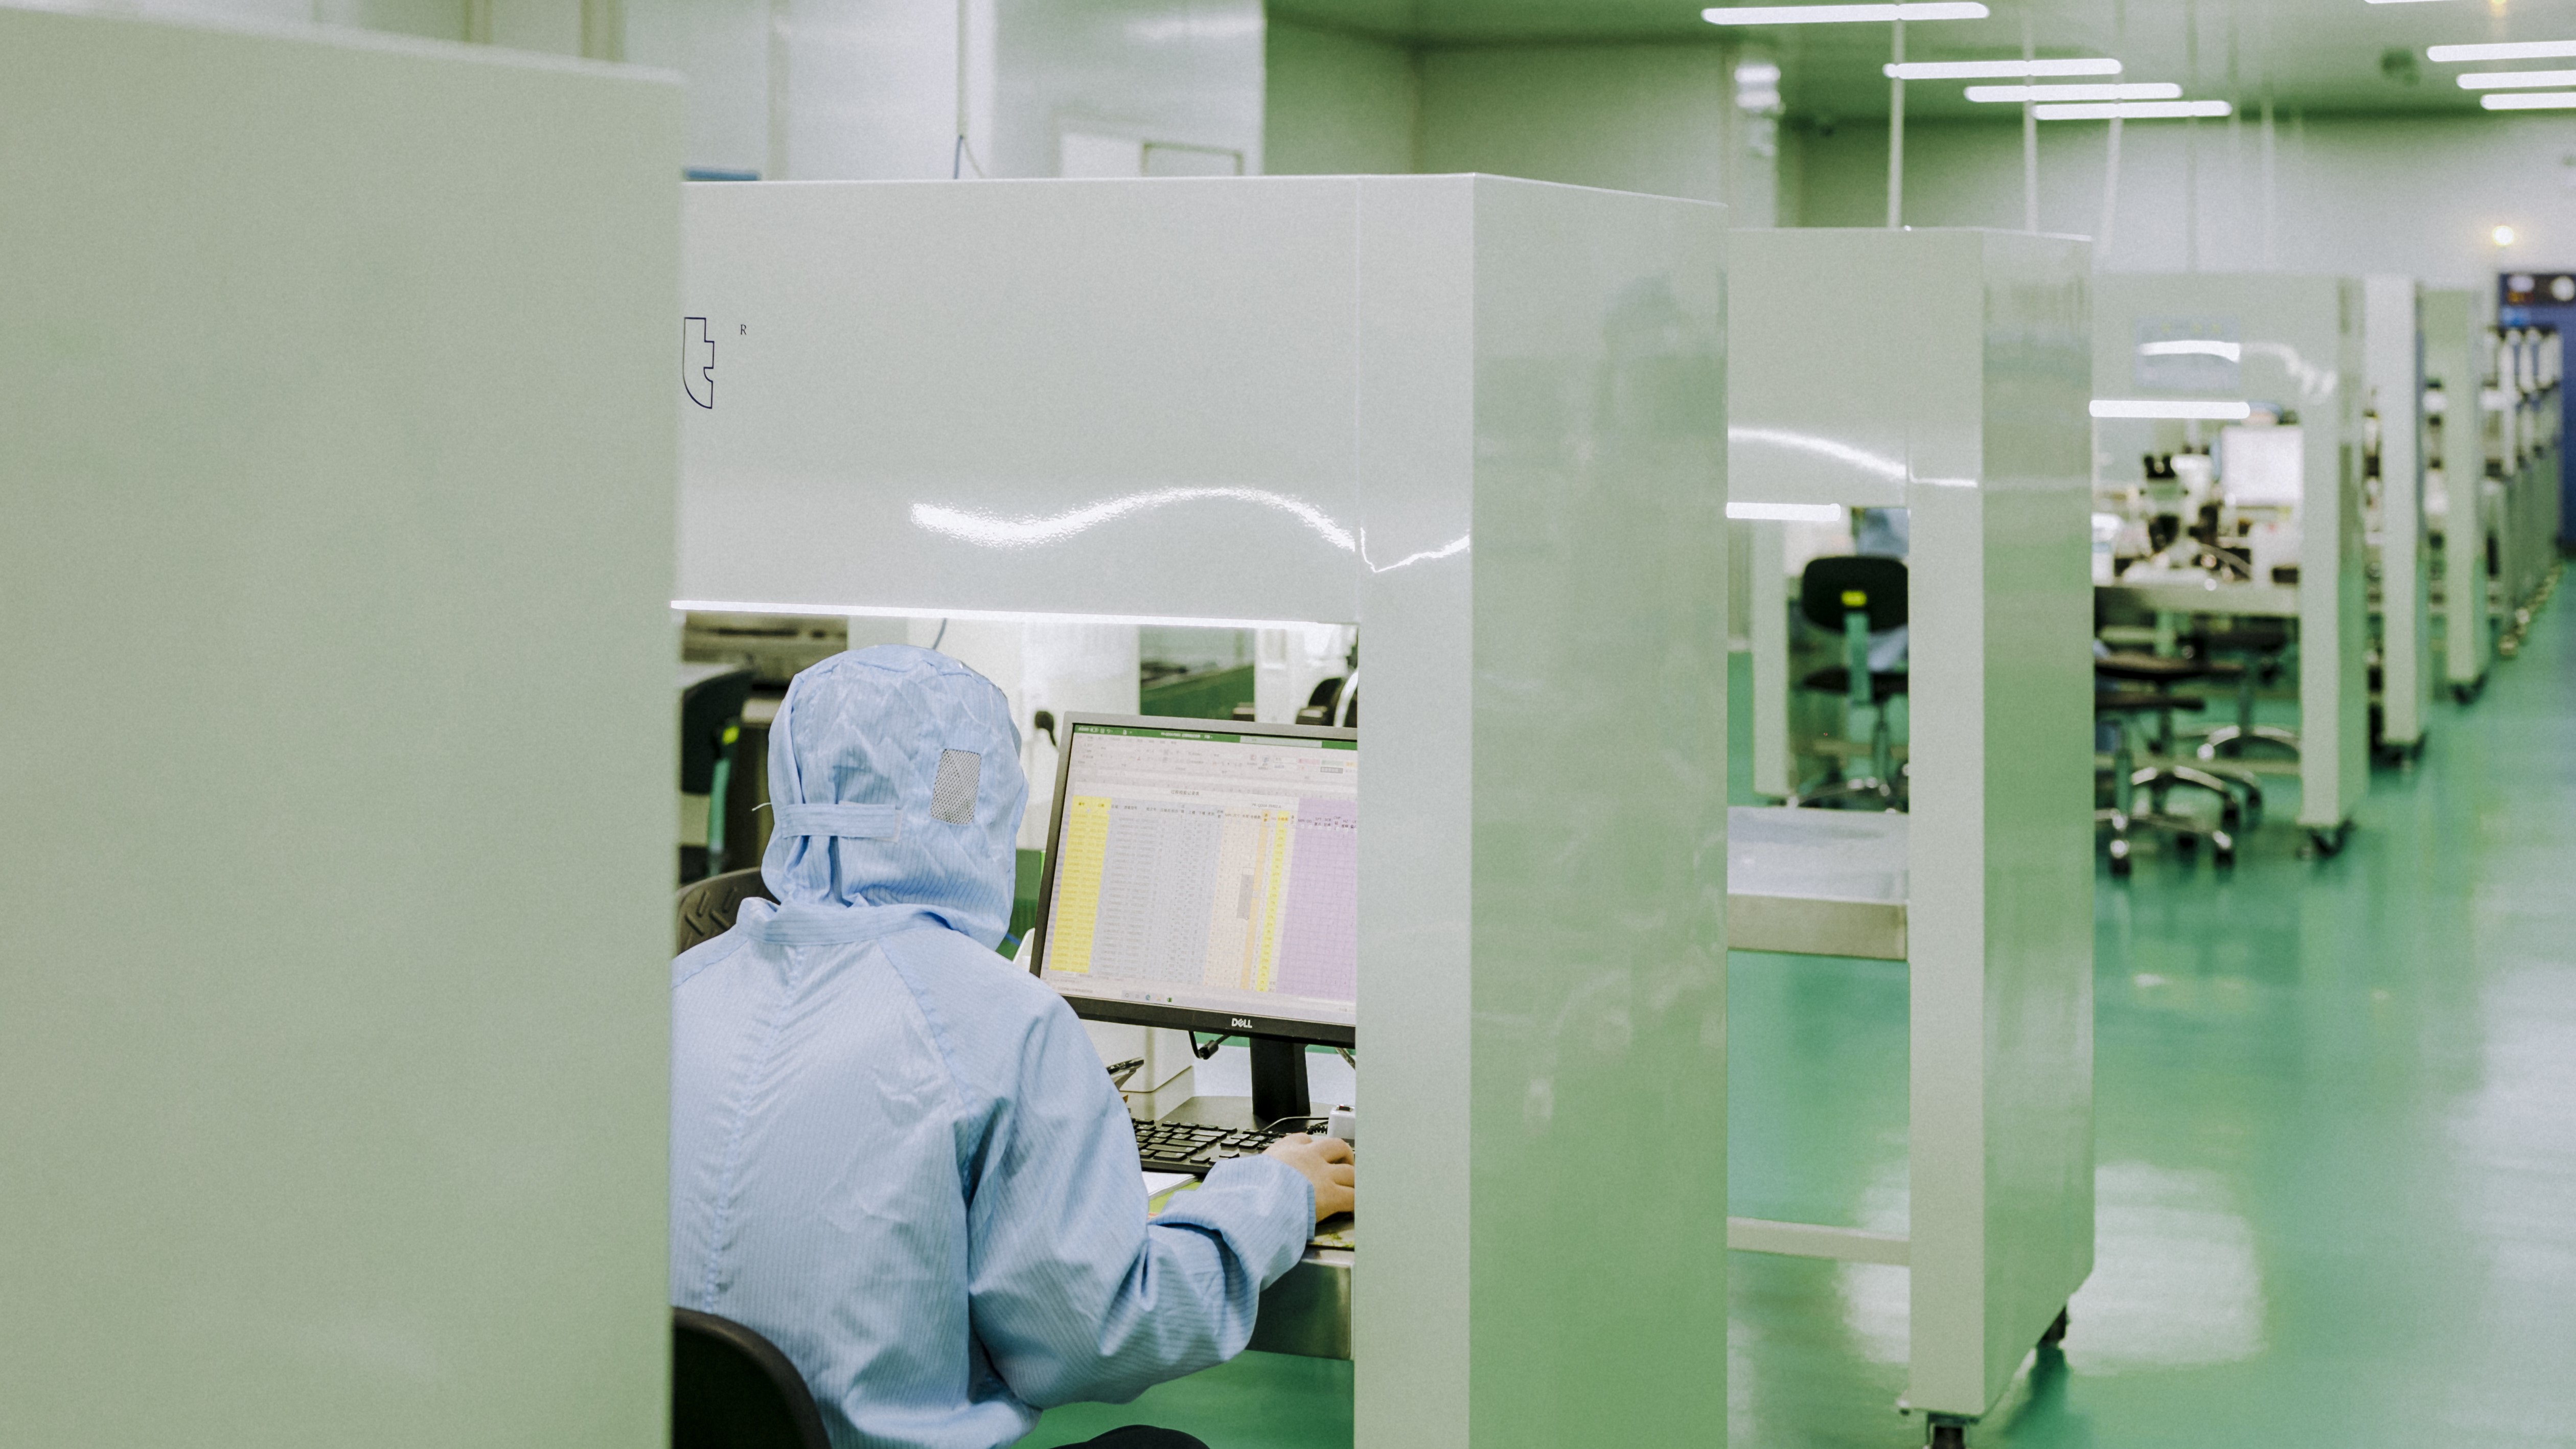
2036,99,2233,119
1883,58,2121,78
1966,81,2179,102
2089,399,2255,420
671,600,1350,632
1727,501,1848,523
2427,40,2576,62
1704,2,1988,25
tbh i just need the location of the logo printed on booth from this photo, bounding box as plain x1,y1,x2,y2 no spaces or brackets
683,317,715,408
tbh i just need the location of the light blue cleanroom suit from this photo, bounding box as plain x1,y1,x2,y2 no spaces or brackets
671,646,1313,1449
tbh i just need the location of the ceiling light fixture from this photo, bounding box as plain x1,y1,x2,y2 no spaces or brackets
1703,3,1988,25
1966,82,2180,102
2457,68,2576,88
1884,58,2121,78
2482,90,2576,108
2427,40,2576,62
2493,225,2518,245
2036,99,2235,119
2364,0,2454,6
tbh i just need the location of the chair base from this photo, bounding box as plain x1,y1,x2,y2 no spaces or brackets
1789,775,1905,812
2098,805,2237,876
2194,724,2301,762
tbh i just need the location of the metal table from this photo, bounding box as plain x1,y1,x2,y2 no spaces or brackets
1725,805,1907,962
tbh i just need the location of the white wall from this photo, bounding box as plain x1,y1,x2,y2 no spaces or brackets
141,0,1261,181
1265,30,1781,222
1416,43,1744,210
989,0,1265,179
1264,18,1417,174
1792,110,2574,292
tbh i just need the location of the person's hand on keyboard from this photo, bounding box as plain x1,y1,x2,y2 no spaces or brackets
1263,1133,1355,1223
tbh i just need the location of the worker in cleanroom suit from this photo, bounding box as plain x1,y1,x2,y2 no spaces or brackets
671,646,1354,1449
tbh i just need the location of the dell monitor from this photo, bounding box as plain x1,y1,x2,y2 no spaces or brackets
1025,714,1358,1126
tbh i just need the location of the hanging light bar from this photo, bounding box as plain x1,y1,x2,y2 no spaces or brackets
2426,40,2576,62
1966,82,2180,102
1884,58,2121,78
2457,68,2576,88
1703,3,1988,25
2036,99,2235,120
2482,90,2576,109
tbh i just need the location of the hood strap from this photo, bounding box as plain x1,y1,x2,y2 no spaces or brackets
773,803,902,840
739,898,956,946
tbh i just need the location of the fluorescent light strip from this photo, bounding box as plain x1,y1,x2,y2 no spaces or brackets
2458,68,2576,88
2036,99,2233,119
1704,2,1987,25
2364,0,2453,5
1884,58,2120,78
1727,501,1848,522
2090,399,2253,420
2428,40,2576,62
2482,90,2576,108
2138,339,2243,360
1966,81,2179,102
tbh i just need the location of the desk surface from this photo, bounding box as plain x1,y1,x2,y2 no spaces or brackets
1152,1095,1354,1360
2099,575,2300,617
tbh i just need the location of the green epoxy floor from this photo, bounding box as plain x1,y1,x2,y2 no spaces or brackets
1030,594,2576,1448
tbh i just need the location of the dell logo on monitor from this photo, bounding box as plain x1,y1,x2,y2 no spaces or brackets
1230,1017,1255,1030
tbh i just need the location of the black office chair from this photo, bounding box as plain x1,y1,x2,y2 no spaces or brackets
2181,623,2301,765
2095,688,2237,873
1790,556,1907,810
673,1307,830,1449
676,867,777,954
681,666,757,885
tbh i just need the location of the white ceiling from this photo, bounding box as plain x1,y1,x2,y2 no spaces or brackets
1270,0,2576,120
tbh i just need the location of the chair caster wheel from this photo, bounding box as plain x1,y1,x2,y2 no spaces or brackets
2107,840,2132,877
2306,825,2347,859
2213,844,2236,868
2039,1307,2070,1348
2174,831,2198,856
1928,1417,1969,1448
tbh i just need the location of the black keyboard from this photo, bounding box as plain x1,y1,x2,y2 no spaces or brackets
1134,1119,1286,1177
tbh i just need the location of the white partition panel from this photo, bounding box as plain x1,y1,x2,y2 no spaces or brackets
1729,229,2096,1422
2422,290,2490,690
679,176,1730,1449
2365,277,2431,749
0,11,679,1444
2094,274,2368,833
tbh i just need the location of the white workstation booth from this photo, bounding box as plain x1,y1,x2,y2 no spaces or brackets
2489,324,2564,650
3,10,681,1443
2364,277,2432,756
2423,288,2493,697
678,176,1732,1448
2091,274,2368,852
1728,228,2096,1441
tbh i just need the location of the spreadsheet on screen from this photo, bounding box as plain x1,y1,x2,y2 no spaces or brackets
1038,723,1356,1027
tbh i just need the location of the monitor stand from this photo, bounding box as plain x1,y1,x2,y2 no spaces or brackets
1153,1037,1329,1133
1249,1035,1316,1129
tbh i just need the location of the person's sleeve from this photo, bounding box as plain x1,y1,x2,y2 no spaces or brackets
961,1002,1314,1408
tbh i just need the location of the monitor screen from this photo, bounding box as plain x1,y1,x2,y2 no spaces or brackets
1029,717,1356,1039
